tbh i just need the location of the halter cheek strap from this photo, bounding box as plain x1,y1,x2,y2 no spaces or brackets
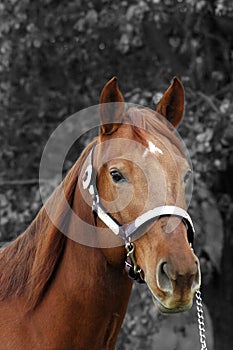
82,145,195,283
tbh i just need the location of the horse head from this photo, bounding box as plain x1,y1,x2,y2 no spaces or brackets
78,77,201,314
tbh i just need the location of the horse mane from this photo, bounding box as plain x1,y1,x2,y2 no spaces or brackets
0,140,96,311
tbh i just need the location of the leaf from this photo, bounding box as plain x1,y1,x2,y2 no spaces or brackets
85,9,98,25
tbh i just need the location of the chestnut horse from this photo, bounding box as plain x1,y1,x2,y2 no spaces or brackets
0,77,200,349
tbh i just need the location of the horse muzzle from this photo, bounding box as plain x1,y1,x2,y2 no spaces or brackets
147,254,201,313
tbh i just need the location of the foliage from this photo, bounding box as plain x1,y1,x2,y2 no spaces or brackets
0,0,232,185
0,0,233,348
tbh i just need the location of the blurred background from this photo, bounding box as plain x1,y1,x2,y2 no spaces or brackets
0,0,232,349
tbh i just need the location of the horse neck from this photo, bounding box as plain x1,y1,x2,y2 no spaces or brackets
33,159,134,342
46,186,133,325
1,237,132,349
60,238,132,298
42,238,133,348
49,146,133,313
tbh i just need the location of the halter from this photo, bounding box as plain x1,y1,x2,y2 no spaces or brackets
82,144,195,283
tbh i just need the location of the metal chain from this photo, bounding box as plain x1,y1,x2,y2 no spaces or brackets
196,290,208,350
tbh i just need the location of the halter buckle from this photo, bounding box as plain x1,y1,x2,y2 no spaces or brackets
125,241,145,283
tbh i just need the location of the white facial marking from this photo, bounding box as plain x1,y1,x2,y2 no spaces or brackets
148,141,163,155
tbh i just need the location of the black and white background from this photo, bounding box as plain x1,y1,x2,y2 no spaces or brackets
0,0,233,349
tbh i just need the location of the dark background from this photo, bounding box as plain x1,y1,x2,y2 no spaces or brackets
0,0,233,349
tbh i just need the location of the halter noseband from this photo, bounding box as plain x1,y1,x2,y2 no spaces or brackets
82,145,195,283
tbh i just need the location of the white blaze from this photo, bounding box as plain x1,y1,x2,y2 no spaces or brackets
148,141,163,155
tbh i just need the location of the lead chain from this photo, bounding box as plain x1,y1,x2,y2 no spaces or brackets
196,290,208,350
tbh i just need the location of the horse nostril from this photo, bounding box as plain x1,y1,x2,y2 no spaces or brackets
157,261,173,294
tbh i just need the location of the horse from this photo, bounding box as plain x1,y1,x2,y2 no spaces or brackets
0,76,201,349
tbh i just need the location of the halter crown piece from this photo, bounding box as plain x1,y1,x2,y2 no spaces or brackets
82,145,195,283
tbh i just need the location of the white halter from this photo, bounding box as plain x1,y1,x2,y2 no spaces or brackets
82,145,195,245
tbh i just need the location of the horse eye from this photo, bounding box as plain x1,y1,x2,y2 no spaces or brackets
184,170,192,184
110,170,125,183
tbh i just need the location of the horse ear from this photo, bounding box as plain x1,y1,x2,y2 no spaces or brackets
156,77,184,128
99,77,124,135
